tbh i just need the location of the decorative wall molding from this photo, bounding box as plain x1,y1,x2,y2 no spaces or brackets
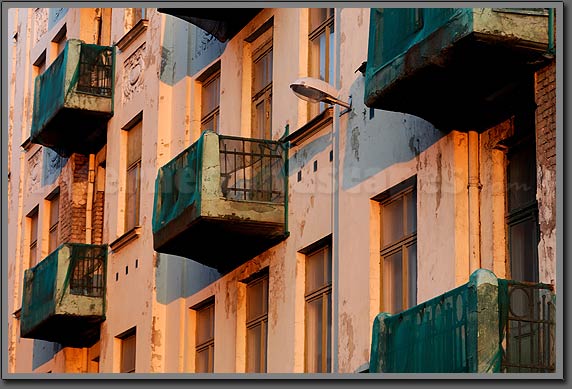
27,148,42,193
33,8,48,44
122,43,146,104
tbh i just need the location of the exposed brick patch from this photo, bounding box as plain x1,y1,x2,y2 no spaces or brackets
534,60,557,285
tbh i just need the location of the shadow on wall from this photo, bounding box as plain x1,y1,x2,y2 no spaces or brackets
155,253,221,305
342,76,446,190
160,16,227,86
42,147,68,186
288,132,332,178
32,340,62,370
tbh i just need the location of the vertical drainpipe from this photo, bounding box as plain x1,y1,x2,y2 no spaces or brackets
85,154,95,244
332,7,341,373
95,8,102,45
467,130,481,275
547,8,555,56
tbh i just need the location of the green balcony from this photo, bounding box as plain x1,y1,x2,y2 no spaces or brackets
153,131,288,273
369,269,556,373
365,8,554,131
30,39,114,157
20,243,107,348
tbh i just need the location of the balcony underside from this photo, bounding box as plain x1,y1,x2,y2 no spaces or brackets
31,107,111,157
365,32,550,131
154,202,287,273
21,314,104,348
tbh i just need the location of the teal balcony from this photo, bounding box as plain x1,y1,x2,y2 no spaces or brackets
152,131,288,273
30,39,114,157
20,244,107,348
369,270,556,373
365,8,554,131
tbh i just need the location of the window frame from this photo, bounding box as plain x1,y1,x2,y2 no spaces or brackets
194,299,215,373
47,188,60,254
304,243,332,373
118,327,136,373
251,33,273,140
505,132,539,283
200,69,221,133
123,117,142,233
308,8,335,119
27,207,39,268
245,273,269,373
378,182,417,314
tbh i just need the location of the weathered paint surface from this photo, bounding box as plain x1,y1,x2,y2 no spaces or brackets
7,7,558,375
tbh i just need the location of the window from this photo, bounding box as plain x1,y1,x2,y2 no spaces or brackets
28,207,39,267
195,300,215,373
33,50,46,77
251,27,273,140
200,69,220,133
124,119,142,232
118,328,136,373
51,24,67,62
48,190,60,254
379,179,417,314
308,8,334,118
506,115,539,283
246,274,269,373
305,244,332,373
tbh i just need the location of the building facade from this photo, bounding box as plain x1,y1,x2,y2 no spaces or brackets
6,7,558,374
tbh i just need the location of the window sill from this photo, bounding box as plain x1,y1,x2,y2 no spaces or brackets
285,107,333,146
116,19,148,52
21,137,33,151
110,226,141,252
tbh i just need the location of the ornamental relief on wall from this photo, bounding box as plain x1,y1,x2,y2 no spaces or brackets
122,43,146,104
27,148,42,194
33,8,48,44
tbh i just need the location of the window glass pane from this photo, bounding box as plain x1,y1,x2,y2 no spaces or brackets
309,8,329,31
30,243,37,267
246,324,262,373
49,195,59,228
30,213,38,243
125,165,140,231
328,25,334,83
305,297,323,372
326,292,332,372
202,74,220,119
509,218,538,283
254,101,265,139
382,197,404,246
127,122,142,167
406,190,417,234
121,334,136,373
305,248,326,294
407,242,417,307
201,116,214,133
508,142,536,211
253,50,272,94
247,278,267,321
195,348,210,373
196,304,214,345
383,251,403,314
49,228,58,253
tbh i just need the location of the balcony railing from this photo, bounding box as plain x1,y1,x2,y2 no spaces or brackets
30,39,114,157
153,131,288,272
364,8,554,131
20,243,107,348
369,269,556,373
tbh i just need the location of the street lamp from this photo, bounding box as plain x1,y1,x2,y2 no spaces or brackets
290,77,352,113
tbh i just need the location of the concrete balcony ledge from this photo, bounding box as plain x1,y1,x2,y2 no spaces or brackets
30,39,115,157
152,131,288,273
20,243,108,348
